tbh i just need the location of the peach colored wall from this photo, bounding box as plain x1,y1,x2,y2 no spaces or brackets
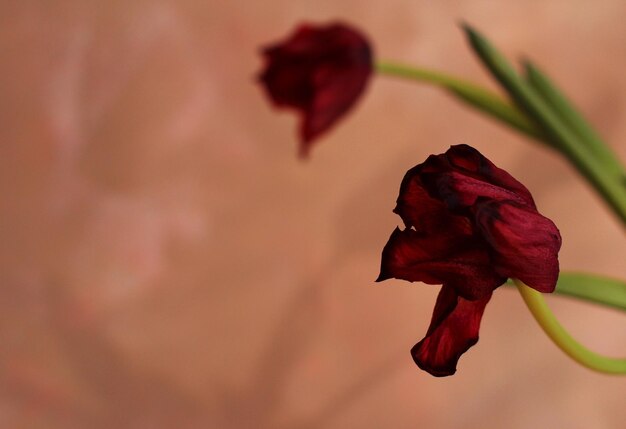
1,1,625,428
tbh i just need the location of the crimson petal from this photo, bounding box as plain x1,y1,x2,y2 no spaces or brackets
412,285,492,377
474,199,561,293
377,227,505,300
420,145,536,210
393,165,472,234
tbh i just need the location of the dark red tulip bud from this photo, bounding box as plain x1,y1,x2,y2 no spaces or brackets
258,22,373,156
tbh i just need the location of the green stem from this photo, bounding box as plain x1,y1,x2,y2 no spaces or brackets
514,279,626,375
462,24,626,226
375,61,545,142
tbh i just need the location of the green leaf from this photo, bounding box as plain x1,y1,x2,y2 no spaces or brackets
461,23,626,226
523,61,626,180
505,273,626,312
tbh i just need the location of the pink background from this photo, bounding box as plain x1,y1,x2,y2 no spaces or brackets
1,1,625,428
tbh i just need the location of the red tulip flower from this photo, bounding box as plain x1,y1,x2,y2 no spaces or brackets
258,22,373,157
378,144,561,376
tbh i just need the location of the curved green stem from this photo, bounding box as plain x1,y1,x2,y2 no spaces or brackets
375,61,545,142
514,279,626,375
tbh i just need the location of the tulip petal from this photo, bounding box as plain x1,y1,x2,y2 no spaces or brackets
394,166,471,234
474,199,561,292
420,145,536,210
377,227,505,300
412,285,491,377
302,58,371,144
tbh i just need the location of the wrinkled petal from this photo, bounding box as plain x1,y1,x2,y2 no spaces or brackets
420,145,536,210
393,165,471,234
258,22,373,155
412,285,492,377
377,227,505,300
474,199,561,293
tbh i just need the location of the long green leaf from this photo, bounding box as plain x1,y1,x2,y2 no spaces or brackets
505,273,626,312
462,24,626,226
524,61,626,180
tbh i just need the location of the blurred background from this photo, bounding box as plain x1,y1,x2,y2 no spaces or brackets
1,1,625,428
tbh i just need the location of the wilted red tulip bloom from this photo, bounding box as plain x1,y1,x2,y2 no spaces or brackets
378,144,561,377
258,22,373,156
